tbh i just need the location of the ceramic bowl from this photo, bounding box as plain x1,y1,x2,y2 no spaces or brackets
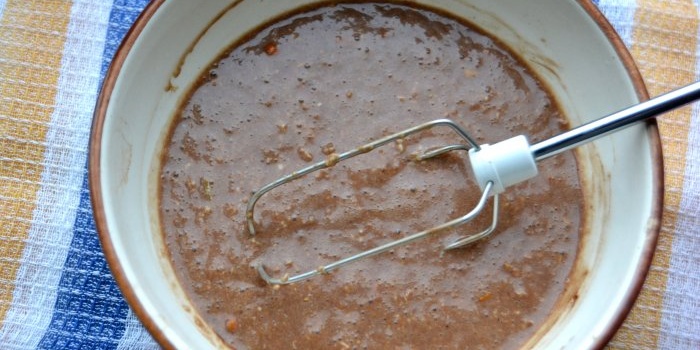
90,1,661,348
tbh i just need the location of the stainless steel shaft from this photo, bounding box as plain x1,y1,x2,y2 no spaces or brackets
531,81,700,161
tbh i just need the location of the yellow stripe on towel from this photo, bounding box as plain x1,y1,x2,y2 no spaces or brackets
610,1,698,348
0,0,72,322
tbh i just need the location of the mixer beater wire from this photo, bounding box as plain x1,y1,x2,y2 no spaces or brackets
246,81,700,285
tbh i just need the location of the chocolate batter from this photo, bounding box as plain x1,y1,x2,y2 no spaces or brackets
159,2,583,349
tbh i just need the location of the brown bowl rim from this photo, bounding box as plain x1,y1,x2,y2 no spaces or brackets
88,1,661,349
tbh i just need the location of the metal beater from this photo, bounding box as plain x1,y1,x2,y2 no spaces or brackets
246,81,700,285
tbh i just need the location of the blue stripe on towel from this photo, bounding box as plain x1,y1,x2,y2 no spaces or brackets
37,1,150,349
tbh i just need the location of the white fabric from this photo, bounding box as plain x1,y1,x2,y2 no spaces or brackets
116,309,159,350
0,0,113,347
596,0,637,46
0,0,6,21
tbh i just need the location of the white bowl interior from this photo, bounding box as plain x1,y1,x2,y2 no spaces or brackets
98,1,655,348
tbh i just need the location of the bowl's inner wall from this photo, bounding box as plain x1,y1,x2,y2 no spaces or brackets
98,1,654,348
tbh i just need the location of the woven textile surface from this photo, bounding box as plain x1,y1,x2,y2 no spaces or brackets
0,0,698,348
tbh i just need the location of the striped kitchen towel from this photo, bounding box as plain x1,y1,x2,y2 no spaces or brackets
0,0,698,349
0,1,157,348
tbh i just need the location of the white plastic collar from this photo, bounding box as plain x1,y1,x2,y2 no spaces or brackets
468,135,538,194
